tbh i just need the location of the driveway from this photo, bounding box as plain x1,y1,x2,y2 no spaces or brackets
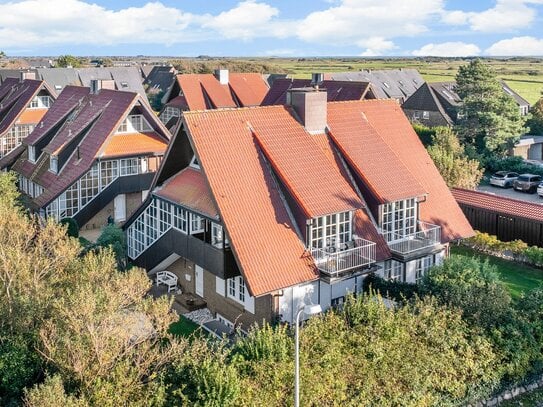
477,184,543,204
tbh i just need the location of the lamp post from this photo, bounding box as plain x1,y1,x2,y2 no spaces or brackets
295,304,322,407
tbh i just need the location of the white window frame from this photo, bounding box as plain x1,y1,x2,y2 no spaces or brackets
190,213,204,235
116,114,153,134
49,155,58,174
422,111,430,120
384,260,404,282
309,211,352,249
28,145,36,163
227,276,247,306
415,256,434,283
380,199,417,242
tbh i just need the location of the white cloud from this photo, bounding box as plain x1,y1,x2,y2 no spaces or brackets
203,1,291,40
442,0,538,32
357,37,397,56
296,0,444,45
412,42,481,57
0,0,199,47
485,36,543,56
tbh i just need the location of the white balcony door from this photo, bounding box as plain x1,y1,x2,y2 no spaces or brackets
195,265,204,297
114,194,126,222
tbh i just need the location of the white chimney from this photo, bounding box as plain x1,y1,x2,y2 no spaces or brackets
20,71,36,82
214,69,229,85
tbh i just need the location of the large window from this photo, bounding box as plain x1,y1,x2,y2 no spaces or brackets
415,256,434,283
384,260,404,282
116,114,152,133
1,125,34,157
381,198,417,242
211,223,224,248
160,106,180,124
18,175,43,198
309,211,352,249
190,213,204,235
29,95,52,109
120,158,139,176
173,205,188,233
79,164,99,206
100,160,118,186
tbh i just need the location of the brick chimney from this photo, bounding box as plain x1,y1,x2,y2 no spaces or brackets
287,87,327,135
214,69,229,85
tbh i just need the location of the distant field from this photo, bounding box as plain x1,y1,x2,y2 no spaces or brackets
268,58,543,104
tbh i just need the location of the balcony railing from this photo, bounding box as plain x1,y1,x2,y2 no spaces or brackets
386,221,441,256
310,238,376,277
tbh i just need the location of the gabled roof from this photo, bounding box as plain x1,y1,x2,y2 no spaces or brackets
171,72,269,111
261,78,371,106
13,86,169,208
500,80,530,108
0,78,51,136
325,69,424,101
452,188,543,222
143,66,176,95
327,102,427,203
155,167,218,219
353,99,473,242
401,83,455,125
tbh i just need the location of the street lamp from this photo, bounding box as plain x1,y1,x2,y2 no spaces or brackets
295,303,322,407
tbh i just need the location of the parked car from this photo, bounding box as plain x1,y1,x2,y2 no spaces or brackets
489,171,519,188
513,174,542,193
537,182,543,198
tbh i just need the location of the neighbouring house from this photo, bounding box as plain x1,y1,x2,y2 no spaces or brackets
403,80,530,126
143,65,177,102
261,74,376,105
0,73,56,169
124,87,473,329
158,69,269,130
452,188,543,247
402,82,461,127
0,67,146,96
11,82,171,235
324,69,425,103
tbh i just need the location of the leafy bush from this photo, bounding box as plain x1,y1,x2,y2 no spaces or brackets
485,156,543,177
412,123,437,146
362,272,420,303
60,218,79,238
96,224,126,269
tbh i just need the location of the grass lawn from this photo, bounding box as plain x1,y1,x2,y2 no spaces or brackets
168,315,201,337
450,245,543,299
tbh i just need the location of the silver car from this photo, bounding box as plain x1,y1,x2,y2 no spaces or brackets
537,182,543,198
490,171,519,188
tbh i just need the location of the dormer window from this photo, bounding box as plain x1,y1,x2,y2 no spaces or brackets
116,114,152,134
380,198,417,242
29,95,52,109
49,155,58,174
28,145,36,163
308,211,352,249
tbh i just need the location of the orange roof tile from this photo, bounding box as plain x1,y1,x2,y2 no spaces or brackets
251,108,363,218
229,73,269,106
348,99,473,242
183,107,319,297
155,167,218,218
16,108,48,125
327,103,426,203
199,75,237,108
98,131,167,159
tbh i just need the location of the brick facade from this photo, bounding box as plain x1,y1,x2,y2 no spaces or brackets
81,191,143,230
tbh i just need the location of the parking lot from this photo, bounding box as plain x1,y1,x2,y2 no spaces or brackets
477,184,543,204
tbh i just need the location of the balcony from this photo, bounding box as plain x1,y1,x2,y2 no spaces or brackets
310,238,376,278
387,221,441,259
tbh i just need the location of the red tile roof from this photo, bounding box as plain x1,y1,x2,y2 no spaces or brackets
452,188,543,222
183,107,319,296
155,167,218,219
327,102,426,203
16,108,48,125
174,73,268,111
228,73,269,106
350,99,473,242
251,107,363,217
98,131,167,159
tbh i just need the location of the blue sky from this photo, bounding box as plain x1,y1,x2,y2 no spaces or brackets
1,0,542,57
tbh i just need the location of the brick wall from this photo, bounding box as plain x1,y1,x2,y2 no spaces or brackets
81,191,143,230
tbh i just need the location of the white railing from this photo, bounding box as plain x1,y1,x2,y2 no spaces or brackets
310,238,376,277
386,221,441,255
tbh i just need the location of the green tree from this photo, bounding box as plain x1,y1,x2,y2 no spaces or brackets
427,127,483,189
96,224,126,269
56,55,83,68
0,51,6,58
455,59,526,156
527,97,543,135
